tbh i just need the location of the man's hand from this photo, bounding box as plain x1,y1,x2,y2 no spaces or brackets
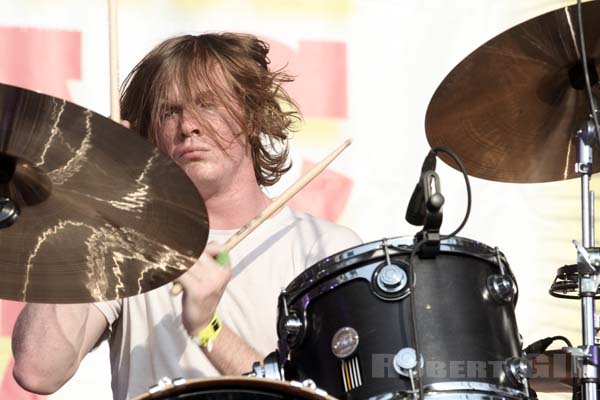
177,242,232,336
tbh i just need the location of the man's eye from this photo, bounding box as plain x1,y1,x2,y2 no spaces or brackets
162,109,177,120
197,100,215,109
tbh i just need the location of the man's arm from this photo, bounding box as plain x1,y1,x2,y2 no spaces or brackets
12,303,108,394
178,242,264,374
203,323,263,375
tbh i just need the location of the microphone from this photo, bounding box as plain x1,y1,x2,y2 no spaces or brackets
406,151,437,226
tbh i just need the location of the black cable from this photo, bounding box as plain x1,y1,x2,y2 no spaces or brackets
429,146,472,238
524,335,575,400
577,0,600,142
551,335,573,348
523,335,573,355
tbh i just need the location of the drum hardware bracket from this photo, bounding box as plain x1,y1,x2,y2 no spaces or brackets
487,248,517,303
375,264,408,294
573,241,600,298
563,346,599,384
494,247,509,276
0,197,18,228
148,376,187,394
574,240,600,276
0,155,20,229
278,291,304,348
290,379,330,397
575,119,599,162
248,351,284,381
415,171,444,259
487,274,516,303
375,241,409,295
503,357,532,398
393,347,423,399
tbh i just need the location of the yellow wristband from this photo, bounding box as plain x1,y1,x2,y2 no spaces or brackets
192,313,222,352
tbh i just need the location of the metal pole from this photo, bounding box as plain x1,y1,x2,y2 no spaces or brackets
578,130,597,400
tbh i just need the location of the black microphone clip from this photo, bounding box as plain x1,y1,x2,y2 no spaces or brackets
416,170,444,258
405,151,437,226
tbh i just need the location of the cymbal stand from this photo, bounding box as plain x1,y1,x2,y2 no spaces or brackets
574,118,599,400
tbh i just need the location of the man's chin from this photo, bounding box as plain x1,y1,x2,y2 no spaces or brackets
183,165,220,186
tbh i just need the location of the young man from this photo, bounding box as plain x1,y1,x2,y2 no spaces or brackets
12,32,361,399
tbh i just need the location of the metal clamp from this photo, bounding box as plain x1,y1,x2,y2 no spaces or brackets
148,377,187,394
563,345,599,388
487,274,516,303
503,357,531,398
249,351,284,381
574,240,600,274
290,380,330,397
278,289,305,348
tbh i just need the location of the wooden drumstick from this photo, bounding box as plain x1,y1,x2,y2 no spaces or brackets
108,0,120,122
170,138,353,295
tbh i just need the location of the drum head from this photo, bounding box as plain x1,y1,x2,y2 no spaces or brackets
132,377,336,399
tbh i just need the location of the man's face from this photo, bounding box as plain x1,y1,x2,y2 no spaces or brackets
157,82,252,192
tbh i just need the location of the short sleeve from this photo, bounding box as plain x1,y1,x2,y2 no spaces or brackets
94,299,123,327
305,225,362,268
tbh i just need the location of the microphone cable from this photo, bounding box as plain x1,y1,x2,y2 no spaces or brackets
430,146,472,239
404,146,471,399
577,0,600,144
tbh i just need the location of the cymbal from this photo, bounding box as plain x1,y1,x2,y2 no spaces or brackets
425,0,600,183
0,83,208,303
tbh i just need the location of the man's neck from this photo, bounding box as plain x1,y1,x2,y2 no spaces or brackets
201,182,272,230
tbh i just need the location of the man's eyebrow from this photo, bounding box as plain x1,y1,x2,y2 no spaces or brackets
158,100,182,109
158,89,219,109
196,89,220,99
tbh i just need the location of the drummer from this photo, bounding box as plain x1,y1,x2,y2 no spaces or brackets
11,32,361,399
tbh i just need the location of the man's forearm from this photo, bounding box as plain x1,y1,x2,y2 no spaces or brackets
203,323,264,375
12,304,106,393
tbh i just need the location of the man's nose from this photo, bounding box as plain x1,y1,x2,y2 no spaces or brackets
181,111,200,138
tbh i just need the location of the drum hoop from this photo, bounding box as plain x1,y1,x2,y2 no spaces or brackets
283,236,510,304
132,377,335,400
424,381,528,399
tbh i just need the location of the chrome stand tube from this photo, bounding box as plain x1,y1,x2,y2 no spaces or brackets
578,124,598,400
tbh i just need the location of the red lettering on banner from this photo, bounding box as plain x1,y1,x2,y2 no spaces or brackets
0,27,81,99
1,301,24,337
267,38,352,220
289,160,353,221
268,40,347,119
0,26,80,399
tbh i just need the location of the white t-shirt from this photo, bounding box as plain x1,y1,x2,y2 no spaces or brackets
94,207,361,400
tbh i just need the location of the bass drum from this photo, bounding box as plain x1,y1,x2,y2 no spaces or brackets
132,377,337,400
277,236,526,399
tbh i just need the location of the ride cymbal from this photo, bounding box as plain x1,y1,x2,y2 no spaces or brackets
425,0,600,183
0,83,208,303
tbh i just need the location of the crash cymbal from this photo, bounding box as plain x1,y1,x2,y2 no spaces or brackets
0,83,208,303
425,0,600,183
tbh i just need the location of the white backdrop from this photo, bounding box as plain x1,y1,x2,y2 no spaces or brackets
0,1,593,399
